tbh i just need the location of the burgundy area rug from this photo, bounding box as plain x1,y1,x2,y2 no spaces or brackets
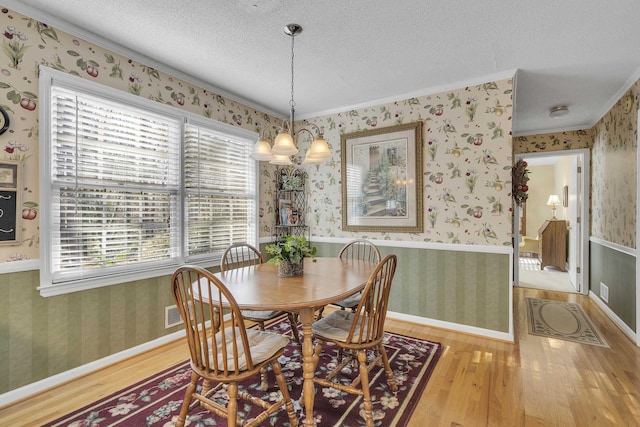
44,319,443,427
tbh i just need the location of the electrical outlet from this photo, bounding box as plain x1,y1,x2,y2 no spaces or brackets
600,282,609,303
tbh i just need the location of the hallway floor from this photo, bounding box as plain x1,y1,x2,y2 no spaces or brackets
518,257,576,293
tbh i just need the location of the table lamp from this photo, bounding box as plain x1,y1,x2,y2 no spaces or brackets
546,194,561,220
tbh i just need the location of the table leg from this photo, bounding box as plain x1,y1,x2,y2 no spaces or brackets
298,307,317,426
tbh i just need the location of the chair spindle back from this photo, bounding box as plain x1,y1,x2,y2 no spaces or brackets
221,243,264,272
339,239,381,264
171,266,255,378
347,254,397,345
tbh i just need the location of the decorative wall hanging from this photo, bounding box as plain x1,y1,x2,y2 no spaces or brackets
341,122,423,232
512,159,529,207
0,160,21,245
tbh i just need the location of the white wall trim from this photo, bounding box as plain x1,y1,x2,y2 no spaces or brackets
589,291,638,346
589,236,637,257
306,236,513,255
0,329,186,408
387,310,514,343
0,259,39,274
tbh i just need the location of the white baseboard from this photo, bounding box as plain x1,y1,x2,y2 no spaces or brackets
0,329,186,408
589,291,637,345
386,310,514,343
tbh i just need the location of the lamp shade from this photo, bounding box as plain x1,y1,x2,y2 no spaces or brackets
269,154,293,165
302,149,325,164
546,194,561,206
271,131,298,156
307,136,331,160
250,139,274,161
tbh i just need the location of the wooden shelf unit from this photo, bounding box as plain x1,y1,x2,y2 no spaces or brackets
274,167,309,242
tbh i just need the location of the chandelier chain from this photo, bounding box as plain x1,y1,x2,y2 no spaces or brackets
290,31,295,109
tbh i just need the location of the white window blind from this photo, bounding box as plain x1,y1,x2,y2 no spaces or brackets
39,68,258,296
185,124,257,260
48,85,181,284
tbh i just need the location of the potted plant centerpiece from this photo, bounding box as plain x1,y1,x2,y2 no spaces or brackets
265,235,317,277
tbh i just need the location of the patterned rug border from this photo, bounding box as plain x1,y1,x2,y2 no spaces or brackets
44,321,443,427
526,297,609,347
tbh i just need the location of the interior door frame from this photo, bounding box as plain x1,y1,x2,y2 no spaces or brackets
636,109,640,346
513,149,590,295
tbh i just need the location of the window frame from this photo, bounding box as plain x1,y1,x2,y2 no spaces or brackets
39,67,259,297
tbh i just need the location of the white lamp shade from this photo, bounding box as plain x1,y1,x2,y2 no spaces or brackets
269,154,293,165
250,139,274,161
302,149,326,164
546,194,561,206
307,137,331,160
271,131,298,156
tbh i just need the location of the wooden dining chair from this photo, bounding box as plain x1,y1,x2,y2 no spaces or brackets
221,243,301,350
311,254,398,427
171,265,299,427
316,239,381,319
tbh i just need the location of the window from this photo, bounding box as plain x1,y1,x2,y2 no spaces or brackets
39,68,258,296
184,122,257,260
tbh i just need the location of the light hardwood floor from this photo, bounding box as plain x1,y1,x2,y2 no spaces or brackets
1,287,639,426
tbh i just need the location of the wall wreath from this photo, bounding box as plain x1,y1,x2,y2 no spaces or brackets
512,159,529,207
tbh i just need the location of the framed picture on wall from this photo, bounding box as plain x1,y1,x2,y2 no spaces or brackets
340,122,423,233
0,160,22,245
563,185,568,207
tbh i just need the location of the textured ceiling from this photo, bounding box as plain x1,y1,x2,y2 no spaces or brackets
8,0,640,135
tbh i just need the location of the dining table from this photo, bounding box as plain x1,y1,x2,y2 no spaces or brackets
213,256,377,427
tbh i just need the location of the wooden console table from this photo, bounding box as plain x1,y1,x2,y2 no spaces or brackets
538,220,567,271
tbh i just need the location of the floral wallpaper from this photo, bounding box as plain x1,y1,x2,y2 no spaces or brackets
513,129,593,154
259,79,515,246
0,6,516,259
0,7,280,264
591,85,639,248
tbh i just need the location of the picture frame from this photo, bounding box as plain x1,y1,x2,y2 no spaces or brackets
0,161,18,188
562,185,569,208
341,121,423,233
0,160,22,245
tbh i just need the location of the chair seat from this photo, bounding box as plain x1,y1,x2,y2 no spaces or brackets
312,310,368,343
333,293,361,309
209,327,289,371
240,309,284,320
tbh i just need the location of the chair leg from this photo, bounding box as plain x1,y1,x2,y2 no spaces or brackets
287,312,302,347
176,371,199,427
357,350,374,427
272,360,299,427
201,378,212,397
227,382,238,427
377,343,397,393
257,321,269,391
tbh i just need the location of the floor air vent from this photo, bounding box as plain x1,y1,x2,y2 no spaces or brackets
165,305,183,328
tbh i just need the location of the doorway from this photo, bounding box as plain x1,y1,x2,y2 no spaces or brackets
513,149,590,295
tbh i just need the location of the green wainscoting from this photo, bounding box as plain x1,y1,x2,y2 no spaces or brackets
1,244,510,396
590,241,636,332
0,270,183,395
312,242,511,333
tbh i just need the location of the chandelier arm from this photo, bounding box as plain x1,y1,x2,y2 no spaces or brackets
295,127,314,142
302,123,321,135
